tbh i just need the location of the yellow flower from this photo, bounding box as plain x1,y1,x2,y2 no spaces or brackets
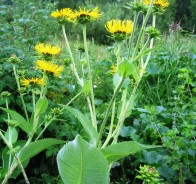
35,43,61,55
111,65,117,74
72,6,101,24
144,0,169,8
36,60,64,77
105,20,134,41
20,77,45,87
51,8,73,20
106,20,134,34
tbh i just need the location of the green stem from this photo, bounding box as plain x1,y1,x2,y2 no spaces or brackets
96,75,125,147
128,11,139,59
112,88,128,144
40,73,47,98
15,155,30,184
86,96,95,127
0,130,12,149
32,90,36,113
112,11,156,144
12,64,29,122
116,42,122,65
62,25,82,86
131,0,154,61
5,98,10,120
35,117,55,141
132,36,150,63
101,99,116,148
2,162,18,184
0,129,13,170
83,24,97,129
66,91,82,106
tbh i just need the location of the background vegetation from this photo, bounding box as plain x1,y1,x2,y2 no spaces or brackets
0,0,195,183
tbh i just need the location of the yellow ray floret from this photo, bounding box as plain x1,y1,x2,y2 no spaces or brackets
36,60,64,77
144,0,169,8
72,6,101,20
21,77,45,87
105,20,134,35
51,8,73,19
35,43,61,55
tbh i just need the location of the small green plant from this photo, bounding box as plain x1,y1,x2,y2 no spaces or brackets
136,165,161,184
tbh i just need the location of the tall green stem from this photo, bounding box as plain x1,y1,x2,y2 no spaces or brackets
96,75,125,147
112,11,156,144
82,24,97,129
32,90,36,113
62,25,82,86
101,100,116,148
131,0,154,61
12,64,29,122
40,73,47,98
128,11,139,59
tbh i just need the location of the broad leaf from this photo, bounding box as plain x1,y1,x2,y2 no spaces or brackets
113,73,130,88
5,127,18,144
57,135,109,184
35,96,48,116
0,107,32,134
118,59,132,77
101,141,161,162
60,105,98,145
18,138,65,163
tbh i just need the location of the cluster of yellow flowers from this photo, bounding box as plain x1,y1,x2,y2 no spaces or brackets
144,0,169,9
21,0,169,87
21,43,64,87
51,6,101,24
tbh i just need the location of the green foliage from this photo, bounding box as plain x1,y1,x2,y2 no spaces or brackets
0,0,195,183
0,107,32,134
18,139,65,163
101,141,161,162
35,97,48,116
60,105,98,145
57,135,110,184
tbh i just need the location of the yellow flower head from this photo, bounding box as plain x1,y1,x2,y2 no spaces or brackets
144,0,169,9
35,43,61,56
35,60,64,77
20,77,45,87
72,6,101,24
51,8,73,22
110,65,117,74
105,20,134,41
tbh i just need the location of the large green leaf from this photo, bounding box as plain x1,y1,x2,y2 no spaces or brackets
18,138,65,163
57,135,109,184
0,107,32,134
60,105,98,145
35,96,48,116
101,141,161,162
118,59,132,77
